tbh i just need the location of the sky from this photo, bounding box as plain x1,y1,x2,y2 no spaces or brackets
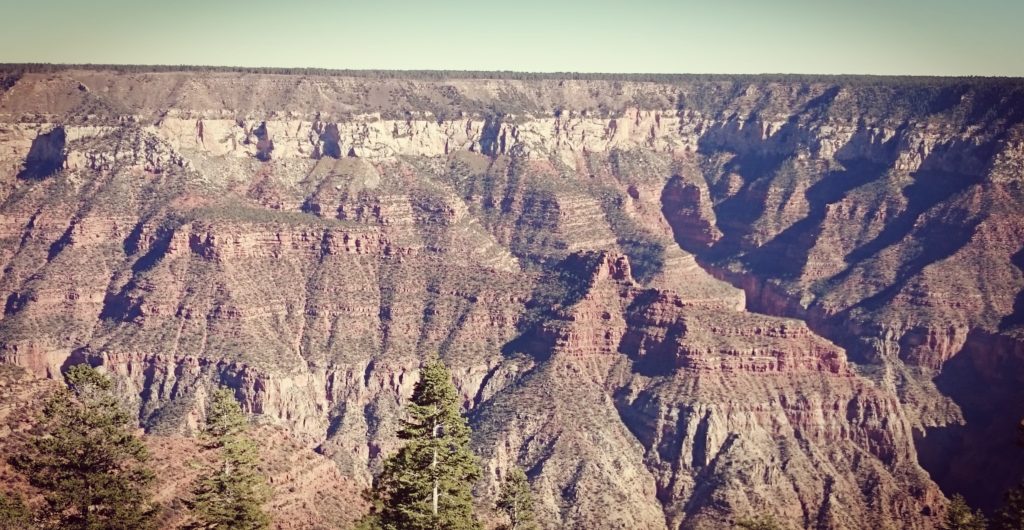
1,0,1022,76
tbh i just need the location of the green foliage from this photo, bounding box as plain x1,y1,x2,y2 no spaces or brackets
736,514,786,530
10,364,159,530
496,466,537,530
202,388,249,443
942,494,987,530
373,356,482,530
353,512,383,530
996,483,1024,530
0,492,31,530
189,388,271,530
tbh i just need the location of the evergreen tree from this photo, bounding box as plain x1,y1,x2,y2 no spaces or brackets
9,364,158,530
189,388,271,530
996,484,1024,530
942,494,987,530
373,356,482,530
0,492,31,530
496,466,537,530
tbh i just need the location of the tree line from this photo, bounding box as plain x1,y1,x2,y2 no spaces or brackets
1,360,1022,529
1,63,1021,87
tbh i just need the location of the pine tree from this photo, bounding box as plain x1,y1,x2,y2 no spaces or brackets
996,484,1024,530
496,466,537,530
942,494,987,530
373,356,482,530
9,364,158,530
189,388,271,530
0,492,31,530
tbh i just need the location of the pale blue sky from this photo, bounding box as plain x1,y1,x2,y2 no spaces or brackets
1,0,1022,75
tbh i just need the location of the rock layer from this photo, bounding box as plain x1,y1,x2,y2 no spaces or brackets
2,68,1023,528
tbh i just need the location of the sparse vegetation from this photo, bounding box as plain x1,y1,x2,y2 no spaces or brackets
2,63,1024,530
4,62,1022,85
517,251,605,333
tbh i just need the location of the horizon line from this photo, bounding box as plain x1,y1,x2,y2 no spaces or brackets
3,62,1023,82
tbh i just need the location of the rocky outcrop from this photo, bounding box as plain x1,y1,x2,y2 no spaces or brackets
660,174,721,250
3,69,1024,528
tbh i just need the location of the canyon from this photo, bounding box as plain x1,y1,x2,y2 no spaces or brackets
0,67,1022,528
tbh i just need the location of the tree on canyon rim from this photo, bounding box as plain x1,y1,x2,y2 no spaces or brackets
189,387,271,530
369,356,482,530
9,364,159,530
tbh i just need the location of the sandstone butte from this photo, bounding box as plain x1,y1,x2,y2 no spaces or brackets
0,67,1022,529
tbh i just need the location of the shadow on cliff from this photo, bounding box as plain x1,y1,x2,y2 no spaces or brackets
318,122,342,159
58,347,96,375
838,179,986,315
252,121,274,162
731,117,903,278
501,252,607,362
18,126,67,180
1000,247,1024,331
791,138,992,327
619,289,684,377
477,113,507,157
694,88,842,259
96,220,180,322
844,166,987,267
850,134,995,268
917,330,1024,513
698,151,787,260
761,166,883,277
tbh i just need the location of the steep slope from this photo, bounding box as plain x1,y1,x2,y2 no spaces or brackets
1,68,1022,527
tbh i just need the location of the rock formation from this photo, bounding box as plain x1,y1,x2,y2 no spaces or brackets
1,67,1023,528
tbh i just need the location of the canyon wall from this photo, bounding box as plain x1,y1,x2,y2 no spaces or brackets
1,68,1022,528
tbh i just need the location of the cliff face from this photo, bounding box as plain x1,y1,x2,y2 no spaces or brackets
1,69,1022,528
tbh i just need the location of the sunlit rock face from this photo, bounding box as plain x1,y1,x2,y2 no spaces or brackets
1,68,1023,528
